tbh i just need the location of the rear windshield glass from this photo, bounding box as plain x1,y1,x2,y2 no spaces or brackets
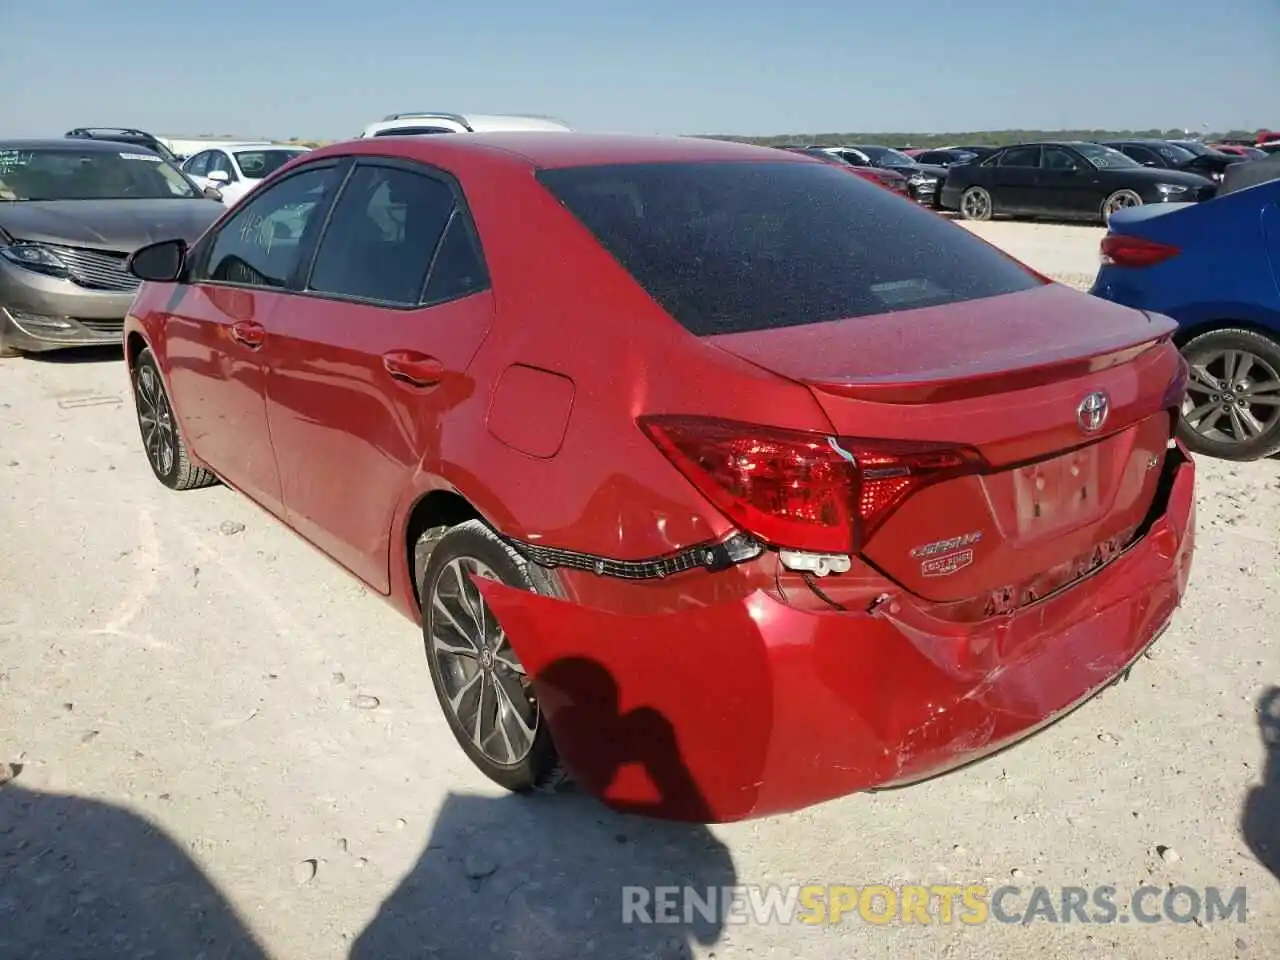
536,161,1042,336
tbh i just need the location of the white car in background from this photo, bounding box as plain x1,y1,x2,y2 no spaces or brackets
180,142,311,206
357,111,572,138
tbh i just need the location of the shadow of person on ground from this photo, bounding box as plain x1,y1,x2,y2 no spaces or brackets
1242,685,1280,882
350,656,738,960
0,770,269,960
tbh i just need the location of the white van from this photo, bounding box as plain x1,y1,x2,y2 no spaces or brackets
357,112,572,139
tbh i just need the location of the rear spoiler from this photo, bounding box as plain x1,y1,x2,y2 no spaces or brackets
807,333,1176,405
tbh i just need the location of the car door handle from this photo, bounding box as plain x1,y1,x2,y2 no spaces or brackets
382,350,447,387
230,321,265,349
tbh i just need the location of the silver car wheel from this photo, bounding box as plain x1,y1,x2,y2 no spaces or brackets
427,556,539,766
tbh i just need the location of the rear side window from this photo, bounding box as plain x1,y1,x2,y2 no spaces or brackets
999,147,1041,168
536,161,1042,336
307,164,456,305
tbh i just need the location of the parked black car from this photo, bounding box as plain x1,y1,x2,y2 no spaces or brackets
64,128,180,165
939,141,1218,224
936,145,999,161
912,147,985,167
1102,139,1238,182
819,145,949,206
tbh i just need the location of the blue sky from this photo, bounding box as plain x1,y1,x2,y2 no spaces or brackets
2,0,1277,139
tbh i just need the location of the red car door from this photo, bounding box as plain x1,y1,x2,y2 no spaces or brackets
163,161,345,514
260,159,495,592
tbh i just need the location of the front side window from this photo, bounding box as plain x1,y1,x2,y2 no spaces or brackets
828,149,869,167
1173,141,1212,157
859,146,915,167
0,147,199,201
1043,147,1084,171
1155,143,1197,164
536,160,1042,337
199,165,336,288
1115,145,1158,165
184,151,213,177
208,152,237,181
234,149,307,180
306,164,457,305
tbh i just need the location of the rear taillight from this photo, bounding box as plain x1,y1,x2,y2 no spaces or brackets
638,415,986,554
1100,234,1181,268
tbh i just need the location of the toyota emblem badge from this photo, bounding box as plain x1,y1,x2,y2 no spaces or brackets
1077,391,1110,434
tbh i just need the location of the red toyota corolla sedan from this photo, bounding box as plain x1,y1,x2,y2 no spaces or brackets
122,133,1196,823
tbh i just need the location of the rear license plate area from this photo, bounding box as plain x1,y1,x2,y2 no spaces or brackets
1012,444,1101,535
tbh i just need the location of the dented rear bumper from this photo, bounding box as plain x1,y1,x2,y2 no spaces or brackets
477,443,1196,823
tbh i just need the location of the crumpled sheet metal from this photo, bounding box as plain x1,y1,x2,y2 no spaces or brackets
476,449,1195,823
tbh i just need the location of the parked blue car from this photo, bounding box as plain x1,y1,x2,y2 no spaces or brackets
1091,179,1280,461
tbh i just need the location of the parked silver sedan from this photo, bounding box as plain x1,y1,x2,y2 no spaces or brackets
0,138,223,356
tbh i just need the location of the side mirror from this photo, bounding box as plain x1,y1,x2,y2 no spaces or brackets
127,239,187,283
202,185,224,202
206,169,231,184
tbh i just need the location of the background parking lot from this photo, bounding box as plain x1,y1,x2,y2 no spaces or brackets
2,220,1278,958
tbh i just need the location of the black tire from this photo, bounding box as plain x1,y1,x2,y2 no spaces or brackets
131,347,218,490
418,519,565,793
1176,327,1280,461
958,186,993,221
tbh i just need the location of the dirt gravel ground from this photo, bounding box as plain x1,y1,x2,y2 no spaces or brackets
959,219,1106,290
2,220,1279,960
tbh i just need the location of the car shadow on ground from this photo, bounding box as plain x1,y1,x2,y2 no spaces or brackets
1241,685,1280,884
0,656,738,960
0,768,270,959
18,345,123,364
353,654,738,960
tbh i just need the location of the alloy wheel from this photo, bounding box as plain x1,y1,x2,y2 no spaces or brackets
135,365,176,477
1182,349,1280,446
961,188,990,219
1103,190,1143,222
427,556,539,766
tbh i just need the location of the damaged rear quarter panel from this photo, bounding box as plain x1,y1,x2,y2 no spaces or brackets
473,447,1194,823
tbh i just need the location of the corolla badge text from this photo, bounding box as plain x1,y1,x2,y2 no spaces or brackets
910,531,983,559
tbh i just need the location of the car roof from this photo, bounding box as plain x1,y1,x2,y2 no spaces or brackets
363,113,573,136
315,132,815,170
450,113,571,132
213,142,302,150
991,141,1101,150
0,137,132,152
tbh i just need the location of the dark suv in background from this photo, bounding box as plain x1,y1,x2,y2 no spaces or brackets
65,128,181,164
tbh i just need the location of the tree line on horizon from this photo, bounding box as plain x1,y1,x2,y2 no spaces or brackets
695,128,1271,149
197,128,1272,150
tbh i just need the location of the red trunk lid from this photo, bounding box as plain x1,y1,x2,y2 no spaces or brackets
706,284,1185,609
